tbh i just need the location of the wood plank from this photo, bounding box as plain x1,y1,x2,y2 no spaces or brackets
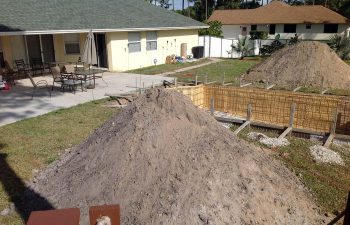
223,83,233,86
233,121,250,135
240,83,252,87
321,89,328,95
324,134,334,148
278,127,292,139
267,84,275,90
293,86,301,92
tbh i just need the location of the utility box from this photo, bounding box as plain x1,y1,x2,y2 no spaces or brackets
89,204,120,225
26,208,80,225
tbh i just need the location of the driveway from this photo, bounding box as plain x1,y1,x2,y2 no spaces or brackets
0,72,174,127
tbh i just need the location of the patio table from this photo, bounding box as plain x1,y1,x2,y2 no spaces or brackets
75,69,105,88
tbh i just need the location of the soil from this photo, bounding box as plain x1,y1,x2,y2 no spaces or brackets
244,41,350,89
26,89,323,225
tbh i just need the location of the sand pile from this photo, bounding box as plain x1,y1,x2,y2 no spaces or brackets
245,41,350,89
27,89,322,224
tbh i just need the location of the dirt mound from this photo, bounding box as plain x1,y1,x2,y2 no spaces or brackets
27,89,322,224
245,41,350,89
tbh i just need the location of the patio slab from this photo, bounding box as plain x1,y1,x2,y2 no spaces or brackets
0,72,174,127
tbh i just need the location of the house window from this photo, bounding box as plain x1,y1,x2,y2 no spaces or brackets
128,32,141,53
324,24,338,33
146,31,157,51
269,24,276,34
64,34,80,55
284,24,297,33
306,24,312,29
251,25,257,31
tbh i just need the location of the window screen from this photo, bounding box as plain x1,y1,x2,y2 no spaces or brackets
64,34,80,54
324,24,338,33
128,32,141,53
146,31,157,51
284,24,297,33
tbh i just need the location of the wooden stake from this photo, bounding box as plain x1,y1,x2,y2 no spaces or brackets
278,103,295,139
233,121,250,135
247,104,252,129
222,72,225,85
195,76,198,86
152,81,155,88
174,78,177,88
324,108,338,147
240,83,252,87
210,97,214,116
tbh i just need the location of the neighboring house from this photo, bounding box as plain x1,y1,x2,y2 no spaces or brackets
209,0,350,40
0,0,207,72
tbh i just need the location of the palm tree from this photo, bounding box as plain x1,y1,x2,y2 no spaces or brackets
231,36,253,59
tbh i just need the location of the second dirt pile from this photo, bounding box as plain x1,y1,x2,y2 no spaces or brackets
244,41,350,89
28,89,322,224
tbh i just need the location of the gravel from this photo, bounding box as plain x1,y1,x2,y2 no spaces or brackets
248,132,290,148
309,145,344,165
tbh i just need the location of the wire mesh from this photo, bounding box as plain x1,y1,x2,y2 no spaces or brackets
177,85,350,135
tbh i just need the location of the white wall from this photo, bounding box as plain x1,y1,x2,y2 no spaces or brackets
107,29,199,71
222,23,350,41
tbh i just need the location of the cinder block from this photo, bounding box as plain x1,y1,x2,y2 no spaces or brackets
89,205,120,225
27,208,80,225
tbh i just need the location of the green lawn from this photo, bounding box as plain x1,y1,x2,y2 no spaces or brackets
127,58,211,75
172,58,260,84
0,99,118,225
231,125,350,216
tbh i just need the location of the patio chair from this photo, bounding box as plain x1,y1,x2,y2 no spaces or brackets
31,58,44,76
51,66,63,90
27,73,51,99
2,61,18,85
61,65,84,93
15,59,31,79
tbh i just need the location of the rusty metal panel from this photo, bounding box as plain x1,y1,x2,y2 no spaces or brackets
26,208,80,225
89,205,120,225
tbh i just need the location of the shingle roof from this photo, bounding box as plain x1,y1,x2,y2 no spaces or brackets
209,1,350,25
0,0,206,34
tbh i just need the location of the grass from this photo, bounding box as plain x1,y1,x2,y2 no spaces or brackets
173,58,260,84
126,58,211,75
230,125,350,215
0,99,119,225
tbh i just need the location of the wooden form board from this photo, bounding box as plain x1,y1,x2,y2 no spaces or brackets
176,85,350,135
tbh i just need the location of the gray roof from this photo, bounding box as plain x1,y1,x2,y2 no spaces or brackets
0,0,206,34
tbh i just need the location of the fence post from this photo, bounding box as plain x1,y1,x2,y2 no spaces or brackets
195,75,198,86
265,80,269,89
210,97,214,116
152,81,155,89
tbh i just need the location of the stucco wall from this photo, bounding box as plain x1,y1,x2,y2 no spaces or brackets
107,29,199,71
53,33,86,63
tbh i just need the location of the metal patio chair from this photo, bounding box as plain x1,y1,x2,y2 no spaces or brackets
31,58,44,76
61,65,84,93
51,66,63,90
28,73,51,99
14,59,31,79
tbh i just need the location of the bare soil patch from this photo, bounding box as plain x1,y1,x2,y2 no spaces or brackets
244,41,350,89
26,89,323,224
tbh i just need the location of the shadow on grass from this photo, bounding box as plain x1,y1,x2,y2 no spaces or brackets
0,153,54,222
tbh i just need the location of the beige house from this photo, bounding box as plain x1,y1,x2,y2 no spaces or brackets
0,0,206,72
209,1,350,40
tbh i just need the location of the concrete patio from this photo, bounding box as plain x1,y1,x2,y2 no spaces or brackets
0,72,173,126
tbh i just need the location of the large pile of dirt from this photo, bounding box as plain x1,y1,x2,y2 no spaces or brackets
244,41,350,89
27,89,323,224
